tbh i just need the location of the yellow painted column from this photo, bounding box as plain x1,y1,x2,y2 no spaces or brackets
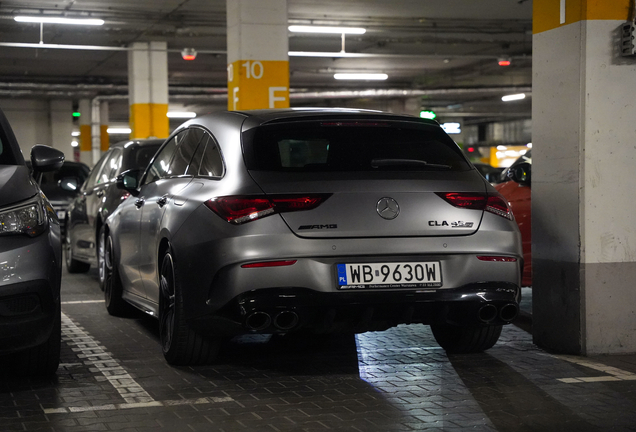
78,99,92,166
532,0,636,355
128,42,169,139
99,101,109,152
226,0,289,110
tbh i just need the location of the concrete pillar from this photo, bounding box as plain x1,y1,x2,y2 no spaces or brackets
78,99,92,166
532,0,636,354
226,0,289,110
91,99,101,165
49,100,73,161
128,41,169,139
100,100,109,152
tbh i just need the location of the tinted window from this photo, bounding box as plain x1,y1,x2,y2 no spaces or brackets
97,148,122,184
122,143,162,171
197,134,224,178
84,151,111,190
143,131,185,185
38,163,89,189
169,128,205,176
245,121,470,172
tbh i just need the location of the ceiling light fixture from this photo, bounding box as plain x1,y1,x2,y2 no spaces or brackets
107,127,132,134
14,16,104,25
334,73,388,80
502,93,526,102
288,25,366,34
167,111,197,119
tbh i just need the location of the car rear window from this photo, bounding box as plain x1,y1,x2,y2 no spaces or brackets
243,121,470,172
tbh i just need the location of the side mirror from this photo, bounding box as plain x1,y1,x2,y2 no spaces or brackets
30,145,64,172
58,177,80,192
116,169,142,195
508,162,531,186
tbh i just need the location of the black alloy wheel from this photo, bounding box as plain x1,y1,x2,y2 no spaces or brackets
98,226,106,291
103,233,132,316
64,226,90,273
159,248,220,365
159,252,176,354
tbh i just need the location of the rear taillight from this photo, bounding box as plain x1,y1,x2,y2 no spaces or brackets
436,192,513,220
205,194,331,224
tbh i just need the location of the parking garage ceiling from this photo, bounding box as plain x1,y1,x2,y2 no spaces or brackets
0,0,533,124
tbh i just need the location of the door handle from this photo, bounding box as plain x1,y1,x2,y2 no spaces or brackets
156,194,169,207
135,198,145,208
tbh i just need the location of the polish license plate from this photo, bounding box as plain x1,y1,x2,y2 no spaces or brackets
336,262,442,289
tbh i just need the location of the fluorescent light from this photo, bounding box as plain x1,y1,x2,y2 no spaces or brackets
167,111,196,119
502,93,526,102
15,16,104,25
107,127,131,134
441,122,461,134
71,140,79,147
71,131,80,137
288,25,366,34
334,73,388,80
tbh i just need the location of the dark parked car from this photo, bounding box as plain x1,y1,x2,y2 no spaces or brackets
27,161,89,238
102,109,523,366
0,106,65,375
65,139,162,289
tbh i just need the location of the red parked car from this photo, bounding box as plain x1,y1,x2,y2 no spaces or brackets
495,151,531,286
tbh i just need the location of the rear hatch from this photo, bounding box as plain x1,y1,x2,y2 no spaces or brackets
242,119,488,238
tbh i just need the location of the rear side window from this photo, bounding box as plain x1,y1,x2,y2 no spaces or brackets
244,121,470,172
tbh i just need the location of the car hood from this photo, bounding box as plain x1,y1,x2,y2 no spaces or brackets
0,165,38,207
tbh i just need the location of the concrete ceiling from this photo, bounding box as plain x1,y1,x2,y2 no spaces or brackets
0,0,533,125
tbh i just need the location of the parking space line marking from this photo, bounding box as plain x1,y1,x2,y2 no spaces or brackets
62,300,105,304
51,313,235,415
552,354,636,383
60,313,155,404
43,396,234,414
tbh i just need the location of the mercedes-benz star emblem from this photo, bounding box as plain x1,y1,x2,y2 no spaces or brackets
376,197,400,220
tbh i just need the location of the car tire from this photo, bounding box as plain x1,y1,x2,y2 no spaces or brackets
64,226,90,273
103,233,133,316
430,323,503,354
98,226,107,291
13,305,61,376
159,247,220,366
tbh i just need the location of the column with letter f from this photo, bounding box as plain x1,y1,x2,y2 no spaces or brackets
226,0,289,110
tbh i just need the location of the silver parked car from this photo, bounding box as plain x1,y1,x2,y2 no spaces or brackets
0,107,65,375
103,109,522,365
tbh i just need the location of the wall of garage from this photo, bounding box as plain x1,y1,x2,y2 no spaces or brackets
0,98,74,161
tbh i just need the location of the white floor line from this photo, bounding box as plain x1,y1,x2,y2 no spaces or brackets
552,354,636,383
48,313,235,414
62,300,105,304
60,312,155,404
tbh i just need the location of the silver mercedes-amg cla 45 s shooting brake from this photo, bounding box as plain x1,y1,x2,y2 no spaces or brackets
103,108,522,365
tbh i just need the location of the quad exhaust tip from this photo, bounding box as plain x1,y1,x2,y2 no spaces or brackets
245,310,299,331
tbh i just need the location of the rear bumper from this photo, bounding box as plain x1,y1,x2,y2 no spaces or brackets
189,282,520,337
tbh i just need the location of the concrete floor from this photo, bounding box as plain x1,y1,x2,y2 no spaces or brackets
1,268,635,431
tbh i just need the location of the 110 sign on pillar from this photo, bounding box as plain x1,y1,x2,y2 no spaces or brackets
227,60,289,110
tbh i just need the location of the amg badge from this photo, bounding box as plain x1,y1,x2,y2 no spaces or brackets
298,224,338,230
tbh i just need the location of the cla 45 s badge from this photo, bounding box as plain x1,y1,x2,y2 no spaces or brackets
429,220,475,228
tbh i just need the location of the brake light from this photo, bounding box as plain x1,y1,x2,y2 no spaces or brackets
436,192,513,220
205,194,331,224
477,256,517,262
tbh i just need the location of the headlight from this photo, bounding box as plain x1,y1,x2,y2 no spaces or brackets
0,194,48,237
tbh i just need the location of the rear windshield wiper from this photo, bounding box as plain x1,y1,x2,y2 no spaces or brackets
371,158,451,170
